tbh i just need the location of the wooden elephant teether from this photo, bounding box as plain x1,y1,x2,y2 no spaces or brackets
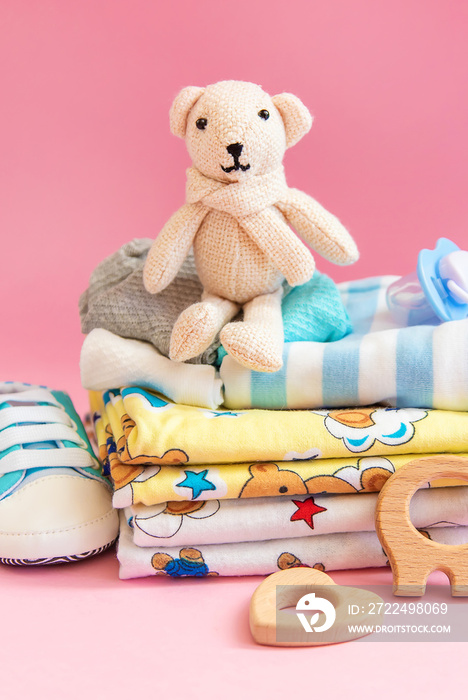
250,567,384,646
375,455,468,597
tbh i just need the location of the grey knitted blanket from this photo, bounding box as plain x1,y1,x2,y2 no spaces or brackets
79,239,221,365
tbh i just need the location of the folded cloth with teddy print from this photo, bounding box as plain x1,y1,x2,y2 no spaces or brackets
90,387,468,509
118,512,468,579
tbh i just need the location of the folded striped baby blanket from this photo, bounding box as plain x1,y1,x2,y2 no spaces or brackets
221,276,468,410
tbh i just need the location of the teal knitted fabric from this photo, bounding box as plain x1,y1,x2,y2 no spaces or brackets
216,271,352,364
281,270,352,341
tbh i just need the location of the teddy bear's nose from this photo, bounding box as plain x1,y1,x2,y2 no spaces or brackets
226,142,243,158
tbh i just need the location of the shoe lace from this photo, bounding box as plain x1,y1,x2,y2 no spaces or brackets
0,388,99,474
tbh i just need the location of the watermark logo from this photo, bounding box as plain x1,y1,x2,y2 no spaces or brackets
275,584,466,644
295,592,336,633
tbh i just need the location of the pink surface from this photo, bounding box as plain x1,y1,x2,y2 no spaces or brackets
1,0,467,690
0,552,465,697
2,1,468,413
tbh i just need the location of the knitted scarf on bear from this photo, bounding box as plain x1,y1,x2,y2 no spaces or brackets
185,166,289,219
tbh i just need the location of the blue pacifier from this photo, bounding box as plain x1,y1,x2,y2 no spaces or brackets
386,238,468,325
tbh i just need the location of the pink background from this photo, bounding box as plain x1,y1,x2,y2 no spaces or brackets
0,0,467,693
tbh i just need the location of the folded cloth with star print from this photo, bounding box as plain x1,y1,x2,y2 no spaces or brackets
90,387,468,508
117,511,468,579
126,485,468,548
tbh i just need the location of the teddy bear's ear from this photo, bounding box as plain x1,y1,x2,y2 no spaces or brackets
249,463,278,476
169,86,205,139
272,92,313,148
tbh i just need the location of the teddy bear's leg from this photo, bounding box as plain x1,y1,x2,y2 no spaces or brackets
169,293,239,362
220,288,284,372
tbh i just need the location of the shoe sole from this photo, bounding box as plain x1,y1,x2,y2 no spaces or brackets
0,538,117,566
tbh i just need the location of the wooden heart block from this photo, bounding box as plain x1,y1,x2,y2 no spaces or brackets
375,455,468,597
250,568,384,646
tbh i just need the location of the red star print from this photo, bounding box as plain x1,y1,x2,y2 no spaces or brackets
290,497,327,529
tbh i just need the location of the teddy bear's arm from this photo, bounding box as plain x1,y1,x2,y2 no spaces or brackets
276,189,359,265
241,208,316,287
143,203,208,294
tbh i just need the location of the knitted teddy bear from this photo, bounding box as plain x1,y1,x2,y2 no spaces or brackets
143,80,359,372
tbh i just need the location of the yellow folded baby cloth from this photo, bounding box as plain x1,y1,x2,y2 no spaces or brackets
90,387,468,509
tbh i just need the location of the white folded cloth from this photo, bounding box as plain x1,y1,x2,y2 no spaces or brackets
80,329,224,410
117,511,468,579
127,485,468,548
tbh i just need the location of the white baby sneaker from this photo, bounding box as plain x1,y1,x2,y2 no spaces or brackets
0,382,119,564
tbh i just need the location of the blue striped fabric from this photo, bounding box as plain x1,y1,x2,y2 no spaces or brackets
343,277,383,334
322,335,361,407
322,277,383,406
220,275,468,411
396,325,434,407
251,344,290,408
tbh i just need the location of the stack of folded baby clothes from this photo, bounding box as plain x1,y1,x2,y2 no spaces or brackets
80,240,468,579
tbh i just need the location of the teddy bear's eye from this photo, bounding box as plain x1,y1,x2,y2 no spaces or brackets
196,118,208,130
258,109,270,120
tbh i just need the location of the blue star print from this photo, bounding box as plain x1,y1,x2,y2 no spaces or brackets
202,409,242,418
210,411,240,418
176,470,216,499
